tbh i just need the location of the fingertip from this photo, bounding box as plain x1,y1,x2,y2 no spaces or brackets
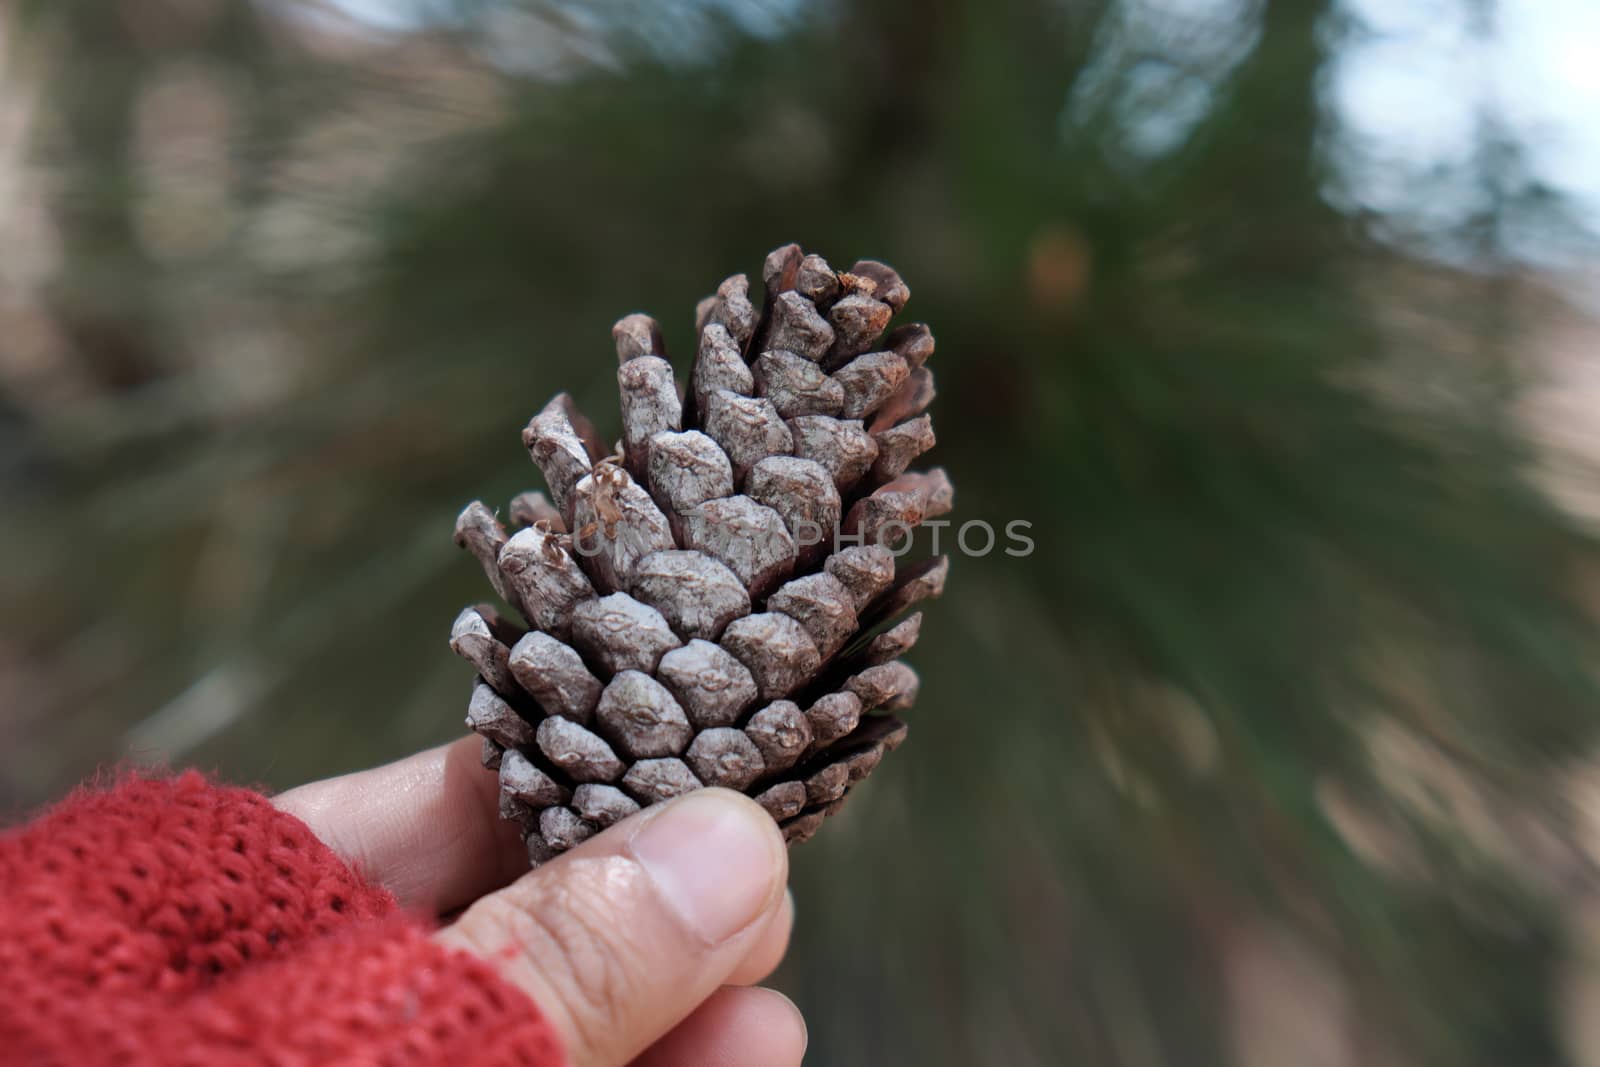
727,886,794,987
762,986,809,1060
629,985,807,1067
628,788,789,947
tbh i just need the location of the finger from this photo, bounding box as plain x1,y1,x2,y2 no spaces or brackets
725,889,794,987
628,986,807,1067
275,735,526,915
436,788,789,1067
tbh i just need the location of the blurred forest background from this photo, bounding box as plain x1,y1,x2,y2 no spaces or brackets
6,0,1600,1063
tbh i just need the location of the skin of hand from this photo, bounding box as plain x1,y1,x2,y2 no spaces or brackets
275,735,806,1067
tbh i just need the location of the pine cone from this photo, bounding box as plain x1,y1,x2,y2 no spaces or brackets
450,244,949,865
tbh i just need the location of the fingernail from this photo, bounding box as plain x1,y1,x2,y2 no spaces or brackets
630,790,781,945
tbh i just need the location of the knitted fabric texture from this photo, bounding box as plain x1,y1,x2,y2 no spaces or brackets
0,772,566,1067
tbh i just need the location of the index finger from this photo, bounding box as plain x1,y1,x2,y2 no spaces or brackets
274,735,528,915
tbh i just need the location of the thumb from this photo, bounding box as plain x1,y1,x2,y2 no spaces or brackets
435,788,789,1067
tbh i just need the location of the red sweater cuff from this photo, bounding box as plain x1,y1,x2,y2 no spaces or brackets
0,771,565,1067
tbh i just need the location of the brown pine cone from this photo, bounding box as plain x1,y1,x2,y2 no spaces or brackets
450,244,949,865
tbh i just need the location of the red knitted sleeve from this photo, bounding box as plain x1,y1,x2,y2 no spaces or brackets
0,771,566,1067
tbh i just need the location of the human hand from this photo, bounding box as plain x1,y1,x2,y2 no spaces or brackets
276,735,804,1067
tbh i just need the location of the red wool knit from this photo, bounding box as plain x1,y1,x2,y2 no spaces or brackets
0,772,567,1067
